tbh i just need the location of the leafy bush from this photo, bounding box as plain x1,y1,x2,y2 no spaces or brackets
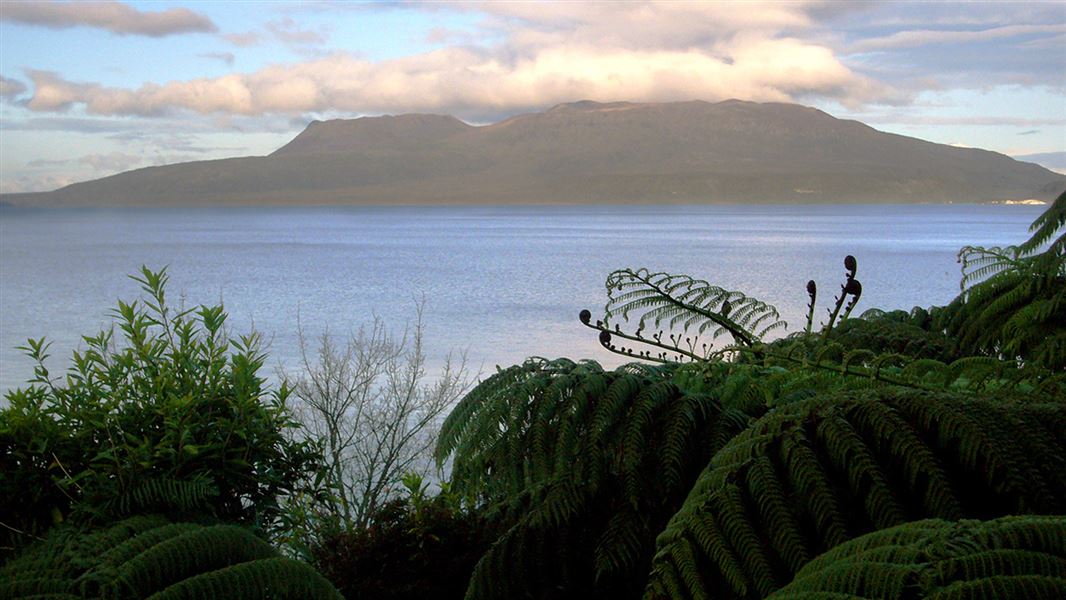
0,514,342,599
311,474,492,600
0,267,323,558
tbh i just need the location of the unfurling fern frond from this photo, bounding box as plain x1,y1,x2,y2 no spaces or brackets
601,268,785,353
582,257,869,371
0,515,342,599
765,515,1066,599
645,388,1066,600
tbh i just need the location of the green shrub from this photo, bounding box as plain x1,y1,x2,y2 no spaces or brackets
0,267,323,559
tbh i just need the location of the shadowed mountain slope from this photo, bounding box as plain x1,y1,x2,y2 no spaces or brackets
5,100,1064,206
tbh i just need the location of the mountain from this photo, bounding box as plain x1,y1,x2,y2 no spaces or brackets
4,100,1064,206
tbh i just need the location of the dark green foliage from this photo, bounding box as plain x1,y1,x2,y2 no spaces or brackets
436,358,766,598
746,318,1062,396
437,358,886,599
424,196,1066,599
765,515,1066,599
941,191,1065,369
311,482,492,600
0,515,342,599
0,267,323,558
824,307,961,362
645,388,1066,599
108,524,276,598
146,557,344,599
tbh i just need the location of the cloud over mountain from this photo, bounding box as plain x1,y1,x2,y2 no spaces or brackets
22,40,886,118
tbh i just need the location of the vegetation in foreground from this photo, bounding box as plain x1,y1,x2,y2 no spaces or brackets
1,191,1063,599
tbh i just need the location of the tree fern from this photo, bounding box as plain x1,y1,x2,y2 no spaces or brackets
943,191,1066,370
765,515,1066,599
437,359,768,598
107,524,277,598
0,515,342,599
645,388,1066,600
437,358,901,599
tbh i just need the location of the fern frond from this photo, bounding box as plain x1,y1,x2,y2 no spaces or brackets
603,268,785,349
0,515,341,599
441,359,777,599
146,557,342,599
766,515,1066,600
646,389,1066,599
1018,189,1066,255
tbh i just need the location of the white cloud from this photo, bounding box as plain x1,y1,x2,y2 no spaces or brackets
22,37,889,118
850,24,1066,53
0,1,216,37
265,17,328,46
0,172,77,194
77,151,146,172
11,1,895,119
222,18,328,49
469,1,821,48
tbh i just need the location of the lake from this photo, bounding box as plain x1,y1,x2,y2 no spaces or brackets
0,204,1044,394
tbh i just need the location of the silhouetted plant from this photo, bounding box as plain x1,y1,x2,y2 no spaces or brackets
580,257,861,366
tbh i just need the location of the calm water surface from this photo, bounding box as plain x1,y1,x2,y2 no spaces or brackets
0,204,1043,393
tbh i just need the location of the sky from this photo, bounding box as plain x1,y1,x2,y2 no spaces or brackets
0,0,1064,193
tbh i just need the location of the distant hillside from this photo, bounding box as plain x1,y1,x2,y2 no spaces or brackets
4,100,1064,206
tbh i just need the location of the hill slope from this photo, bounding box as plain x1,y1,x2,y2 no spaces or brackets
4,100,1064,206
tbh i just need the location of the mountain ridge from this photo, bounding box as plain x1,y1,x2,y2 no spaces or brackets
4,99,1063,206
